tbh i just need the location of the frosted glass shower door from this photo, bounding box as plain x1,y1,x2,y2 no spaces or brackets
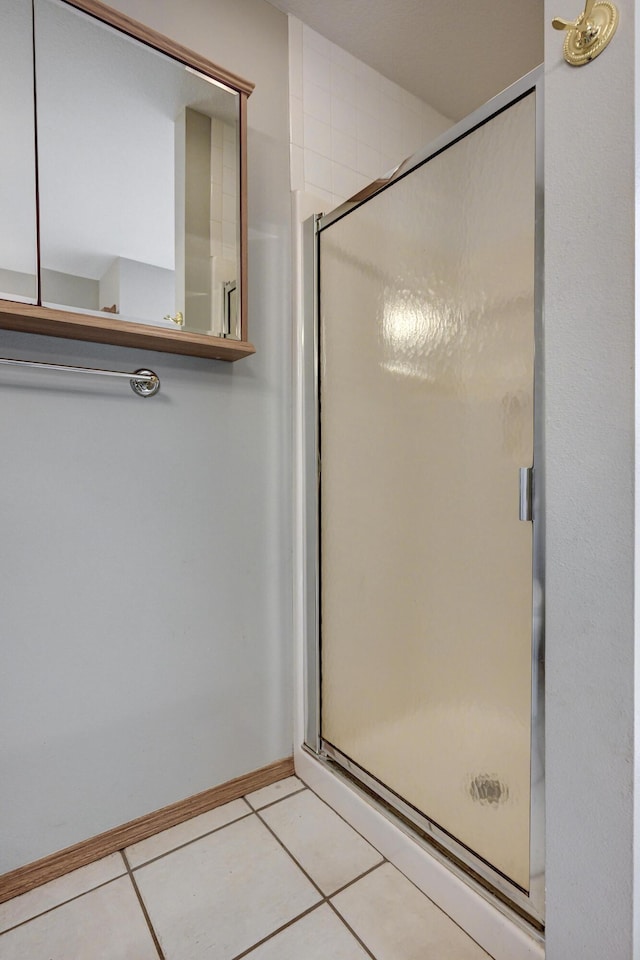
319,93,536,892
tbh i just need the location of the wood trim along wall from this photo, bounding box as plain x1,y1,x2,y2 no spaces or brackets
0,756,294,904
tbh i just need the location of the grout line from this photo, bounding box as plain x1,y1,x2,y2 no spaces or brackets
329,860,385,899
0,873,126,937
2,796,253,932
297,775,387,861
228,901,325,960
258,805,386,905
120,851,166,960
369,857,497,959
1,776,489,960
326,899,378,960
253,810,326,900
128,789,383,960
0,778,366,935
297,777,494,958
251,810,387,959
245,786,308,813
129,809,254,871
229,809,386,960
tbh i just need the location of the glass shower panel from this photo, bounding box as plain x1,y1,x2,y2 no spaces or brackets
320,94,535,890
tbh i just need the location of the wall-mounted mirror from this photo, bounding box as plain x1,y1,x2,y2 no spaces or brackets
0,0,37,304
0,0,254,361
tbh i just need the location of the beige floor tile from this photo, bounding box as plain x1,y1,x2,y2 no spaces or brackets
332,862,492,960
0,854,125,934
135,813,321,960
245,776,305,810
0,877,158,959
259,789,383,895
126,797,250,867
244,904,370,959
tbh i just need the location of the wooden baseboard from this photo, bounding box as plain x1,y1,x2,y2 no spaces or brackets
0,756,294,904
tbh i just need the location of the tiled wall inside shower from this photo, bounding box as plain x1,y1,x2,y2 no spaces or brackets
288,17,452,210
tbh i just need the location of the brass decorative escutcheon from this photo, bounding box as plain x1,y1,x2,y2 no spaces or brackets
552,0,619,65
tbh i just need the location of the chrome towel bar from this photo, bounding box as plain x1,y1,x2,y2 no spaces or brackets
0,357,160,397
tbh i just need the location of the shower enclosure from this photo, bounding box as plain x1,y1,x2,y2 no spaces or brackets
303,68,544,926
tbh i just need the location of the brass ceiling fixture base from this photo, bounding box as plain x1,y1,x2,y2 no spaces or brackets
552,0,619,66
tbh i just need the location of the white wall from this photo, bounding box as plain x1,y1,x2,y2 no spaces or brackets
0,0,292,873
544,1,638,956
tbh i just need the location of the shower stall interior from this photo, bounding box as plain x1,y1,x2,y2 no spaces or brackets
303,67,544,927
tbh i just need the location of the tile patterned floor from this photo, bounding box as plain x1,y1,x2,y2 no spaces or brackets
0,776,493,959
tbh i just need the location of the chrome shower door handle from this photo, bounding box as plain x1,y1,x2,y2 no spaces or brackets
519,466,534,522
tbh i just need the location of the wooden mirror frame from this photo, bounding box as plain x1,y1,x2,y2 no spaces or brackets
0,0,255,361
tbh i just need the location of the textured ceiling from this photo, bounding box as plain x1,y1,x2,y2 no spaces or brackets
266,0,543,120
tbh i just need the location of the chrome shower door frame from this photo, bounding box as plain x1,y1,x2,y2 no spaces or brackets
302,66,545,929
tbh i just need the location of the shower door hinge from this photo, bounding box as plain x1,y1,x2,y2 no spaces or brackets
519,466,534,522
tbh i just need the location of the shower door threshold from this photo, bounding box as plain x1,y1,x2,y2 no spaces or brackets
316,740,545,931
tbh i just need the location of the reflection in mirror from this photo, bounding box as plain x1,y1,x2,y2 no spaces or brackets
34,0,240,337
0,0,38,303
